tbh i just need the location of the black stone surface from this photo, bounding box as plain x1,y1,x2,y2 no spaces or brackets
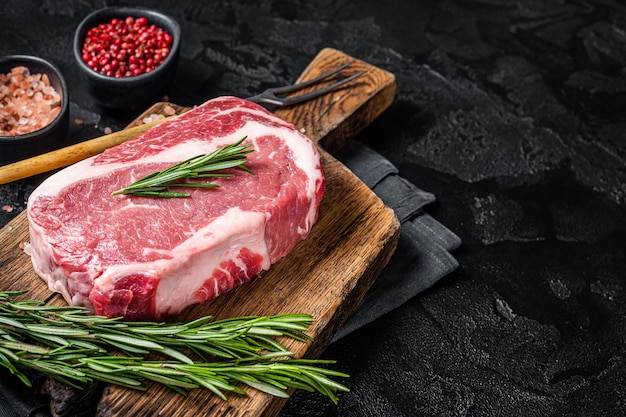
1,1,626,416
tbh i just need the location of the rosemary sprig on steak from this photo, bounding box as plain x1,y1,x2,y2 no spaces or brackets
0,290,349,403
112,136,254,197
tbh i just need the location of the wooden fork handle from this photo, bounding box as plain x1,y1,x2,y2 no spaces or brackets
0,117,174,185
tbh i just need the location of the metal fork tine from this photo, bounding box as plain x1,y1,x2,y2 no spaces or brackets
247,60,364,107
269,60,357,94
276,71,365,107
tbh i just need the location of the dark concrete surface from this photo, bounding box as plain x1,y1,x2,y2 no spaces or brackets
1,1,625,416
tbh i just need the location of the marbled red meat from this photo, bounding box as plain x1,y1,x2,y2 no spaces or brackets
27,96,325,320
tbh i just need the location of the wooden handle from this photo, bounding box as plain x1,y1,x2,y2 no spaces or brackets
0,117,174,185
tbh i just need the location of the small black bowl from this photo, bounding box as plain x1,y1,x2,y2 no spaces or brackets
73,6,181,110
0,55,70,165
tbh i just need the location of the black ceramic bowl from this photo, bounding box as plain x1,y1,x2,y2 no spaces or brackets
0,55,69,165
73,6,181,110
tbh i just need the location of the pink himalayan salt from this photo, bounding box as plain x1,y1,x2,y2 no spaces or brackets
0,66,62,136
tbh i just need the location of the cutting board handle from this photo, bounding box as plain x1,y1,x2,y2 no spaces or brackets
274,48,396,153
0,48,395,185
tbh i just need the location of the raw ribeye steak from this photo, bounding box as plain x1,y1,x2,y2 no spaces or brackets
27,96,326,320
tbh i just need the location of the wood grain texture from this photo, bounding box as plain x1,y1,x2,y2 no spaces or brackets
0,48,399,417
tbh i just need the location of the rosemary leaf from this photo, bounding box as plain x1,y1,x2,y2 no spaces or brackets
158,346,194,364
0,340,50,355
97,333,166,350
186,374,232,400
112,136,254,198
240,379,290,398
25,325,90,337
0,315,27,329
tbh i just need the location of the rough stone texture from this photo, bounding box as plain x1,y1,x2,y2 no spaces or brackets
1,0,625,416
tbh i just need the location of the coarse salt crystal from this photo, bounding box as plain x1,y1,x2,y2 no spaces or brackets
22,242,32,256
0,66,62,136
141,113,165,124
163,105,176,116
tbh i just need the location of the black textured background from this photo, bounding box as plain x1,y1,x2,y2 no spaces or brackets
1,1,626,416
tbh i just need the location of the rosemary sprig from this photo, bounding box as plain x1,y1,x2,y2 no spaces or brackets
0,290,349,403
112,136,255,197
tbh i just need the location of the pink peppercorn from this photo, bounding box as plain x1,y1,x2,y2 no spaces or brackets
81,16,173,78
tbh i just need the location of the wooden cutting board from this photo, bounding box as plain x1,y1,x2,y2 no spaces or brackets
0,48,399,416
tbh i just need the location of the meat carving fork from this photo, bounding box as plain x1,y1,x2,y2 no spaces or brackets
247,60,364,107
0,60,365,185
